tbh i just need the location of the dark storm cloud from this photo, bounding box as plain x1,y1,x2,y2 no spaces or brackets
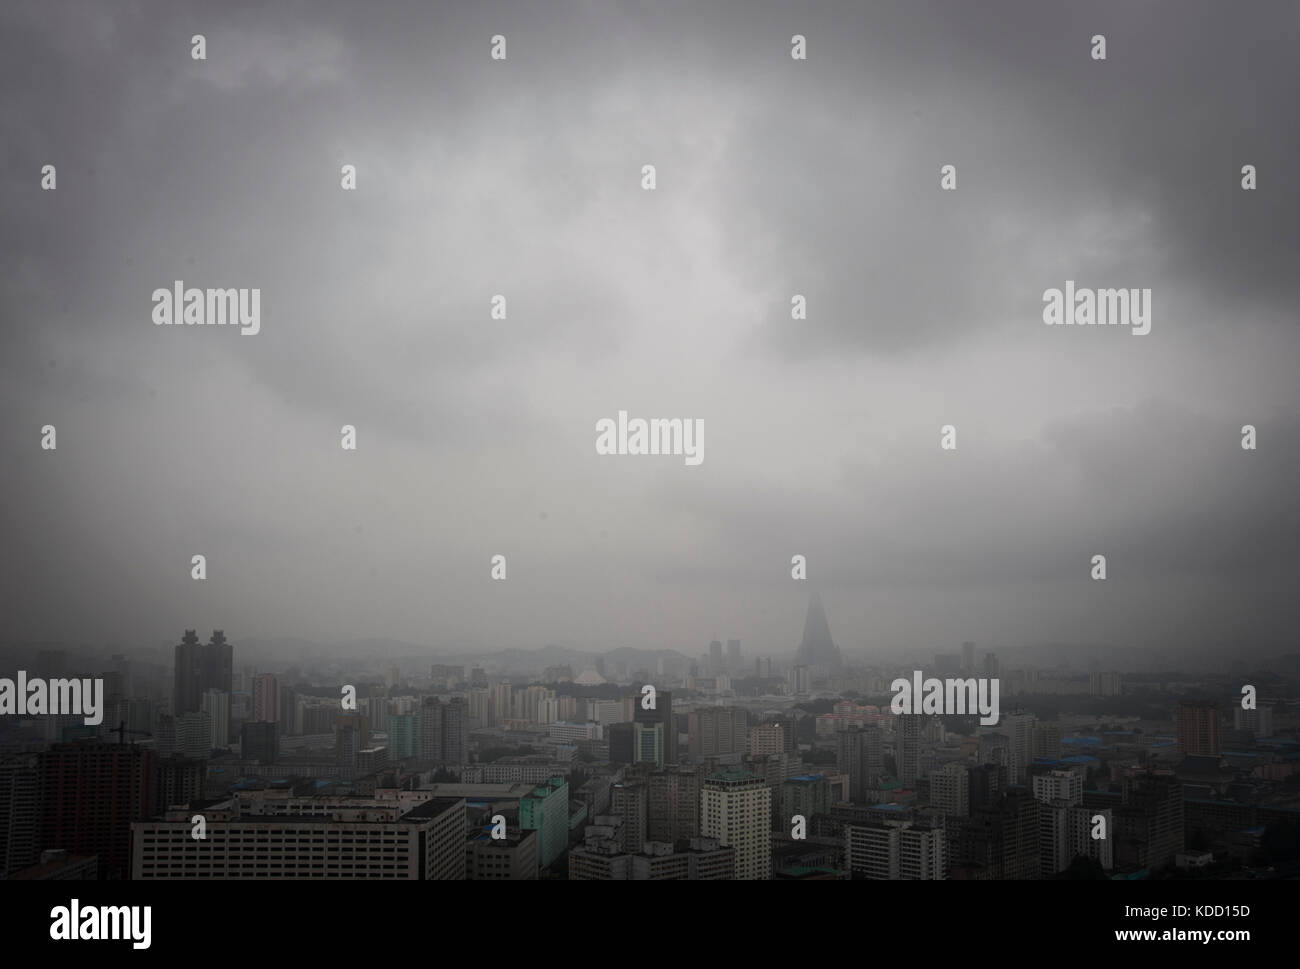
0,0,1296,657
705,0,1300,358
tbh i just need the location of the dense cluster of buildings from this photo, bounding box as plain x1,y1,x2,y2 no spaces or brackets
1,602,1297,881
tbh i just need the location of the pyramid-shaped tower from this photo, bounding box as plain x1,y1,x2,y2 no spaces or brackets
798,590,843,672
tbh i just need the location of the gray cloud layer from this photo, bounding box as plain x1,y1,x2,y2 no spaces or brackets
2,0,1297,660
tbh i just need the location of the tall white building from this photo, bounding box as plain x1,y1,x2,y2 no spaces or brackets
846,821,946,880
1032,768,1111,874
516,685,553,722
899,824,946,880
536,694,559,725
490,682,512,726
1037,802,1113,874
702,768,771,880
787,666,811,695
1032,768,1084,806
1070,806,1113,871
200,689,229,751
589,700,625,727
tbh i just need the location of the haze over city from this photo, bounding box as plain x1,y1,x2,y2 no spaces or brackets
2,3,1299,922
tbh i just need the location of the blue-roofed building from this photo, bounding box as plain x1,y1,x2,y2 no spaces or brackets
781,772,831,822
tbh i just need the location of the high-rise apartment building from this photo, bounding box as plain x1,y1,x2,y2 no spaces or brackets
0,755,39,876
749,722,786,757
1032,721,1062,760
646,766,701,843
1032,768,1083,806
1089,671,1122,697
240,721,278,764
846,821,946,880
781,774,832,824
634,689,676,764
956,789,1038,879
708,640,723,675
633,721,664,768
837,725,883,802
1177,701,1221,757
688,707,749,758
419,696,443,763
467,824,538,880
175,711,211,758
931,762,969,817
612,781,648,853
702,767,771,880
1037,801,1113,875
897,715,922,788
726,639,741,673
1031,768,1111,874
1114,770,1183,872
200,689,229,751
388,713,419,760
968,763,1006,815
173,629,233,718
38,742,158,879
251,673,280,723
1004,713,1034,786
1234,703,1273,738
442,698,467,764
156,757,205,811
519,776,569,869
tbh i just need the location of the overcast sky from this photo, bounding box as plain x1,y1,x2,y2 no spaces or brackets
2,0,1297,661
